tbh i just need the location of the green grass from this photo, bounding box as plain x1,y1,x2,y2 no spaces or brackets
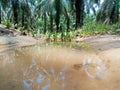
44,22,120,42
46,31,74,42
1,19,120,42
75,22,120,37
1,19,12,28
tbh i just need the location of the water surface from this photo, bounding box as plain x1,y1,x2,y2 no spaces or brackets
0,43,115,90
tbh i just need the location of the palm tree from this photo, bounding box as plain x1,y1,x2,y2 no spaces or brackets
62,0,71,31
20,0,32,30
75,0,84,29
85,0,101,15
96,0,119,24
55,0,72,32
63,7,70,31
110,0,119,23
49,10,54,32
55,0,61,32
36,0,71,33
39,0,54,33
0,6,1,24
35,0,51,33
12,0,19,25
0,0,10,23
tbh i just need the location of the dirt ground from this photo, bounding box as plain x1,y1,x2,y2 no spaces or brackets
0,24,120,56
81,35,120,90
76,35,120,66
0,24,45,52
0,36,39,52
0,24,120,89
83,35,120,51
82,35,120,70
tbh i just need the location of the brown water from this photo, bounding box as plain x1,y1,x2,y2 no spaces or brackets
0,43,118,90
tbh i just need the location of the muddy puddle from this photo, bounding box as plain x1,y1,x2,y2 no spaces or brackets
0,43,119,90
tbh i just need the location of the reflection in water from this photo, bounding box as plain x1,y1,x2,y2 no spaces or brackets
83,58,106,79
36,74,44,83
22,57,68,90
23,80,33,90
0,44,111,90
42,84,50,90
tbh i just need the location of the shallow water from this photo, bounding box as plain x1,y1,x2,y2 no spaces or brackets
0,43,118,90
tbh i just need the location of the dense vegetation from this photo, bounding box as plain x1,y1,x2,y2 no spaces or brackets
0,0,120,41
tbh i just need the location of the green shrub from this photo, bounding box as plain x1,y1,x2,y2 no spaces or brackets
1,19,12,28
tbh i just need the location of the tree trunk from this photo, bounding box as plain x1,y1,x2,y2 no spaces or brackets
44,13,47,33
75,0,84,29
0,6,1,24
92,7,96,15
12,0,19,25
55,0,61,32
67,17,70,32
21,3,25,27
110,0,119,23
50,11,53,33
64,7,70,32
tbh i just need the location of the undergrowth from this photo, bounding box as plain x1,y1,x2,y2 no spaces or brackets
45,22,120,42
1,19,120,42
75,22,120,37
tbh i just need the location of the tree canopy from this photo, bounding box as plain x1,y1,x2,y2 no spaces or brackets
0,0,119,34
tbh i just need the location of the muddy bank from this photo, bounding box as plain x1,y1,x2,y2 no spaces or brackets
81,35,120,90
0,24,45,52
82,35,120,51
0,36,39,52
